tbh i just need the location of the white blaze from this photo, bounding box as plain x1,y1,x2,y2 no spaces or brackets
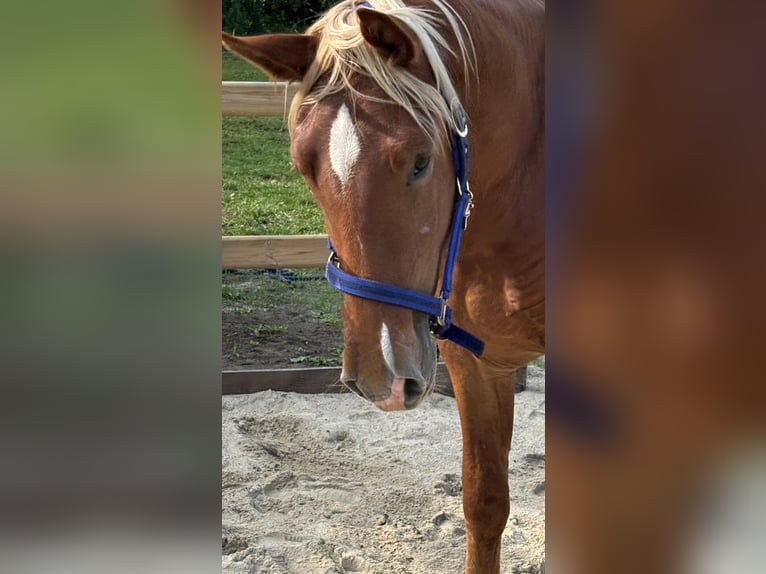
380,322,395,373
329,103,361,186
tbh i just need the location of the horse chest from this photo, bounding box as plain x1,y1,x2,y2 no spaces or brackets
458,263,545,363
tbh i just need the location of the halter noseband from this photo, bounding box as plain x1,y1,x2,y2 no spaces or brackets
324,99,484,356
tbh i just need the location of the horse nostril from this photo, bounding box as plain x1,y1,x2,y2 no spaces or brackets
402,378,425,408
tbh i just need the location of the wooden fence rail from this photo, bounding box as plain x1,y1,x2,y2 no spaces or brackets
222,81,297,116
223,234,328,269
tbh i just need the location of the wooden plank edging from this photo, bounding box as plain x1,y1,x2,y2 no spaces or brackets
222,234,329,269
222,365,528,396
223,366,344,395
223,364,455,396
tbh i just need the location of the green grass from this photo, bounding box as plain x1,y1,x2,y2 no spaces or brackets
290,351,343,366
222,51,324,236
250,323,286,337
222,51,270,82
222,271,343,329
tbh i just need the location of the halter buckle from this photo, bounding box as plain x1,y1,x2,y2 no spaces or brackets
437,297,449,327
464,185,475,230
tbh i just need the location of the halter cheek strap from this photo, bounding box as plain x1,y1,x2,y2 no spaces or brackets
324,102,484,356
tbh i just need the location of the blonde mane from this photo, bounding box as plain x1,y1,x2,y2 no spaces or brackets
289,0,475,149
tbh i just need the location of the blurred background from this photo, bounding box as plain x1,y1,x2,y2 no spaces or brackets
547,0,766,572
0,1,221,573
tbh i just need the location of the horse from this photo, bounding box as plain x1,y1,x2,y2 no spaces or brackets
222,1,544,571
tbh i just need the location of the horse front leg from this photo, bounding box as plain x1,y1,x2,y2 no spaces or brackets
445,352,516,574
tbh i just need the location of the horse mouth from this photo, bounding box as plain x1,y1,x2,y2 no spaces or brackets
341,373,434,411
375,376,427,411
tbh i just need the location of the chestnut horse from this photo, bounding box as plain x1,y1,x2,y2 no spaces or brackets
223,1,544,571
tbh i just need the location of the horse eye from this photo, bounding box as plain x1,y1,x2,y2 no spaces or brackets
409,154,432,183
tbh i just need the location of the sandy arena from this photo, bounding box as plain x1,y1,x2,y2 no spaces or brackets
222,364,545,573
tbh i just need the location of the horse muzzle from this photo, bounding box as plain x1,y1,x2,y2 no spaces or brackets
340,312,437,410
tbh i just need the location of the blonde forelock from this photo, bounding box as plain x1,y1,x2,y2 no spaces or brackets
288,0,475,151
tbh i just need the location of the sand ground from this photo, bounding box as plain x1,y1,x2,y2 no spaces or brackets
222,364,544,574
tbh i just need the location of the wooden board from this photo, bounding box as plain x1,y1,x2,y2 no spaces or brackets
222,81,298,117
223,363,456,396
223,366,345,395
222,365,529,396
222,234,329,269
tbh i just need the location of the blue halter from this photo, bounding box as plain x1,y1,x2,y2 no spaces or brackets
325,100,484,356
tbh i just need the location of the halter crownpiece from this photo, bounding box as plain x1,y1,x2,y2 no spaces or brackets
325,99,484,356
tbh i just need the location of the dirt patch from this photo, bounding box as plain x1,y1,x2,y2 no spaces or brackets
222,365,545,574
223,305,342,369
222,271,343,370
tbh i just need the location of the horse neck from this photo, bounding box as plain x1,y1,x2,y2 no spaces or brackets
452,0,545,253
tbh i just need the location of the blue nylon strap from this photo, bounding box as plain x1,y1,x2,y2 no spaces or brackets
439,186,470,300
325,258,442,317
439,119,470,300
326,257,485,356
433,322,485,354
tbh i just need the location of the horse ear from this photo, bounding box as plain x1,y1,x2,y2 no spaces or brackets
357,8,420,67
221,32,318,81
